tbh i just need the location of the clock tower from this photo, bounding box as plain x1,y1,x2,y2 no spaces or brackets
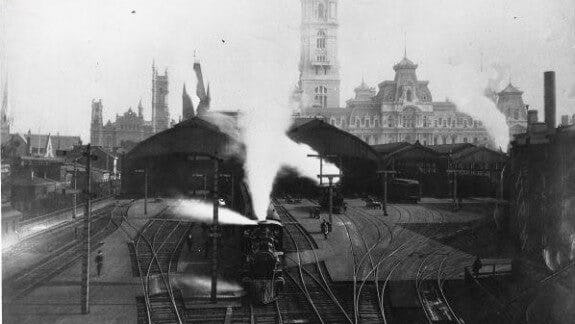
298,0,340,110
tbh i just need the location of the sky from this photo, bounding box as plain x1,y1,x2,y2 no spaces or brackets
2,0,574,142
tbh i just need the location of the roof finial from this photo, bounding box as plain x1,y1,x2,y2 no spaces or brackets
403,31,407,58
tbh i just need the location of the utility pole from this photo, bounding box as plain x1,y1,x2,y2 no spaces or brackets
307,154,337,186
144,167,148,215
447,169,463,211
210,158,221,303
81,144,96,314
318,174,340,225
377,170,397,216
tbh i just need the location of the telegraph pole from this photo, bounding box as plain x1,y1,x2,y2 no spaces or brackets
307,154,337,186
377,170,397,216
81,144,96,314
318,174,340,225
211,158,221,303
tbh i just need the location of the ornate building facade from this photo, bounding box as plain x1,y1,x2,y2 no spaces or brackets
300,57,493,146
293,0,527,148
90,64,170,150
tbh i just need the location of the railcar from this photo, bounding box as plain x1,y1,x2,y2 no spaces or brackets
389,178,421,203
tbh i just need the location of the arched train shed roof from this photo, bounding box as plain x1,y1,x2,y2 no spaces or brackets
125,117,243,162
288,119,380,162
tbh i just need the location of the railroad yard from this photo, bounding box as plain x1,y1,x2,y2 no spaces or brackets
1,196,552,324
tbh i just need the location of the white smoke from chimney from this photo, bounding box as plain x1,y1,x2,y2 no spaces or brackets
437,60,511,151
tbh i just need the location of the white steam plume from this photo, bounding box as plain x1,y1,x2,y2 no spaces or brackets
438,61,511,151
172,199,257,225
240,95,338,221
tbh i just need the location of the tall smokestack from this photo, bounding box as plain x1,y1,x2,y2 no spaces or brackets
544,71,556,131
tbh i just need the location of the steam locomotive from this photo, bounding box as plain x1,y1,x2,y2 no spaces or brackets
241,205,285,304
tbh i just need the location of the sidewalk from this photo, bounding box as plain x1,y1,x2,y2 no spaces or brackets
2,199,166,324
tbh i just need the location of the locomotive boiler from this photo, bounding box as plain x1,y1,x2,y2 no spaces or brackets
241,206,285,304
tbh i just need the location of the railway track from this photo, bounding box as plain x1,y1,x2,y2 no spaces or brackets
2,200,131,302
274,200,353,323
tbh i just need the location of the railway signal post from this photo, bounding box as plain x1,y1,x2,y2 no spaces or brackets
81,144,97,314
318,174,340,226
377,170,396,216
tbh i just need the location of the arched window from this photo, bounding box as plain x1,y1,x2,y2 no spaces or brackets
316,30,326,49
314,86,328,108
463,137,468,143
406,89,413,102
317,3,325,19
513,110,519,119
452,135,457,143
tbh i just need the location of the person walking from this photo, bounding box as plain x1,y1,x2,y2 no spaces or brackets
472,256,482,278
186,233,194,253
321,220,329,240
95,250,104,276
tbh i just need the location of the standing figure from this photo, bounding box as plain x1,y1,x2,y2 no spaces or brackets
321,220,329,240
186,233,194,253
472,256,482,277
95,250,104,276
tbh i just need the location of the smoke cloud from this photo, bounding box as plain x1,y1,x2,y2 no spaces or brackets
438,60,511,151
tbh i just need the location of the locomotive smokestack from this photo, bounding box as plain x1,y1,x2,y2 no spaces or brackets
544,71,556,131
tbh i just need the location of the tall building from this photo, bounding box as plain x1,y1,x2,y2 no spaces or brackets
90,99,153,150
152,63,170,133
300,55,493,147
91,64,171,150
496,83,528,137
295,0,340,110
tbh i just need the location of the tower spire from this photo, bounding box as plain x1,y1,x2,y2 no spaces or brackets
403,32,407,58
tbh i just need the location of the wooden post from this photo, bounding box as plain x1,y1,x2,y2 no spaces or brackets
81,144,92,314
377,170,397,216
211,158,220,303
144,166,148,215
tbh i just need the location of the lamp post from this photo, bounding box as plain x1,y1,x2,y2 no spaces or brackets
317,174,340,225
376,170,397,216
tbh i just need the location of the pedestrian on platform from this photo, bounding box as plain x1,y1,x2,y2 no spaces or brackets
327,221,332,233
186,233,194,253
472,256,482,277
95,250,104,276
321,220,329,240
